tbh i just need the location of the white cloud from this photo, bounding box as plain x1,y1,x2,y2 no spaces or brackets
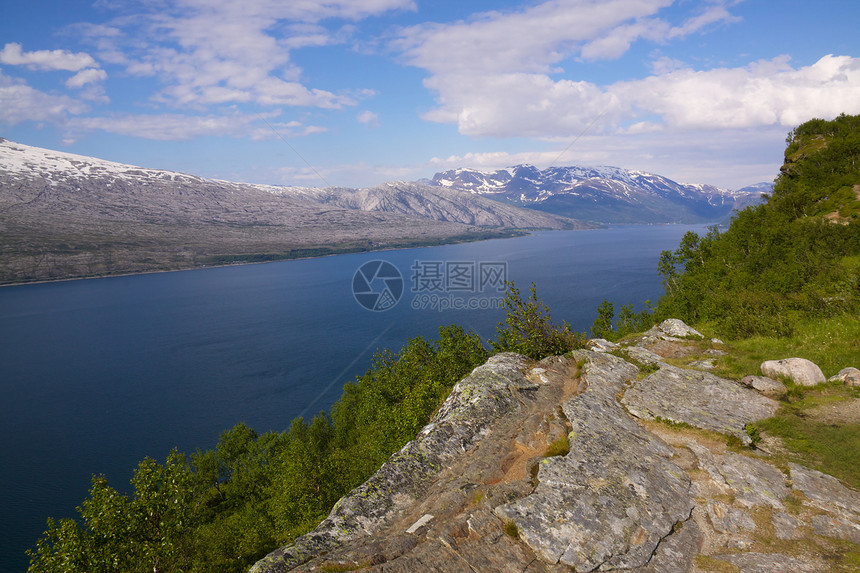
392,0,761,137
81,0,414,109
617,55,860,130
390,0,860,140
0,43,98,71
65,111,325,141
0,71,89,125
66,68,108,88
357,110,379,126
394,0,672,75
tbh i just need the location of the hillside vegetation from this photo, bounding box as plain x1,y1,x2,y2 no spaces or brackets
654,113,860,339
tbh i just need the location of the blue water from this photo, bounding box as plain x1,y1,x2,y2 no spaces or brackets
0,225,704,570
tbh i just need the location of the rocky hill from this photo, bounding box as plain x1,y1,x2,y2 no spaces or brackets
0,139,576,284
252,320,859,573
275,181,582,229
429,165,767,224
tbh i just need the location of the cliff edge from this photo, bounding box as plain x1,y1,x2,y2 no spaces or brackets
252,320,860,572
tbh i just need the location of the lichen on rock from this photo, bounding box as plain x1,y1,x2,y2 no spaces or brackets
494,351,695,571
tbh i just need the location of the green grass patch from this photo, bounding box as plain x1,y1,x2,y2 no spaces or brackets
544,434,570,457
503,520,520,539
710,313,860,382
756,414,860,489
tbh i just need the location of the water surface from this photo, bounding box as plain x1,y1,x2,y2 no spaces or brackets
0,224,704,570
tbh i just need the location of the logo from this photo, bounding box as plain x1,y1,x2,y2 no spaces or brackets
352,260,404,311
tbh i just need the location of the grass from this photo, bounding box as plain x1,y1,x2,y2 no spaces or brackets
693,313,860,489
544,434,570,457
503,520,520,539
756,413,860,489
708,313,860,381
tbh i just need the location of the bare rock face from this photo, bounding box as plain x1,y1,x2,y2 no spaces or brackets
740,375,787,396
495,352,694,571
761,358,826,386
622,366,779,444
250,353,538,573
653,318,705,339
789,463,860,518
714,552,822,573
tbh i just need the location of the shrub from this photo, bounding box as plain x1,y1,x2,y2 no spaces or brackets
490,282,586,359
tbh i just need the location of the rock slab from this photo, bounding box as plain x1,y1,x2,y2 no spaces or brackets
250,353,536,573
829,366,860,386
622,366,779,444
740,375,787,396
495,352,695,571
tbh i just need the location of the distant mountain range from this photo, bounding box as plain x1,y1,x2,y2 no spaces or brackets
427,165,768,224
0,138,576,283
0,137,770,283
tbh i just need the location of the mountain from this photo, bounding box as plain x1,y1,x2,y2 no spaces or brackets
0,139,540,284
430,164,767,223
275,181,584,229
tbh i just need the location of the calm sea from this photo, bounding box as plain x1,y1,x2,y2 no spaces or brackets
0,224,705,570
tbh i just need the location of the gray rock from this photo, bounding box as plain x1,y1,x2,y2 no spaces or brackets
812,514,860,544
740,375,787,396
771,511,806,540
688,359,716,369
789,463,860,518
713,552,823,572
622,365,779,444
687,444,789,509
829,366,860,386
624,345,666,366
706,501,756,534
495,351,694,572
633,518,702,573
656,319,704,339
586,338,618,352
761,358,825,386
250,353,536,573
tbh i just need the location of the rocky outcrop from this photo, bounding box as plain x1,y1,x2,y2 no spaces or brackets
252,320,860,573
495,351,694,570
622,365,779,444
250,353,538,573
761,358,826,386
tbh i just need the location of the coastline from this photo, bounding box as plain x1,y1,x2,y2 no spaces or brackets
0,227,536,288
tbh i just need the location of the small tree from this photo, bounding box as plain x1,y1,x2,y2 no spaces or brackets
490,282,585,359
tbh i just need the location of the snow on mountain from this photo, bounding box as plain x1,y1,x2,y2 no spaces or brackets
430,164,766,224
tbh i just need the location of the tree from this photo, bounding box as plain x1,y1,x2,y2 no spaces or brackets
490,282,585,358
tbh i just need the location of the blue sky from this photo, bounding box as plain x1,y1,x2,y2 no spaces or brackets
2,0,859,190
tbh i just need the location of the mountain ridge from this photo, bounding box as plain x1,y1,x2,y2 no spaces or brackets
429,164,768,223
0,138,535,284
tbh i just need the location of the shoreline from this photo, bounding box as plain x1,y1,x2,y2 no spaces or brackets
0,227,538,288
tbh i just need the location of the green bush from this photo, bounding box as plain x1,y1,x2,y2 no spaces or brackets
490,281,586,358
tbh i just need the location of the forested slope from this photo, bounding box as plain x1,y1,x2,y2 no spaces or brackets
654,114,860,338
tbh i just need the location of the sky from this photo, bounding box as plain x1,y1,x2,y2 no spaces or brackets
1,0,859,190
